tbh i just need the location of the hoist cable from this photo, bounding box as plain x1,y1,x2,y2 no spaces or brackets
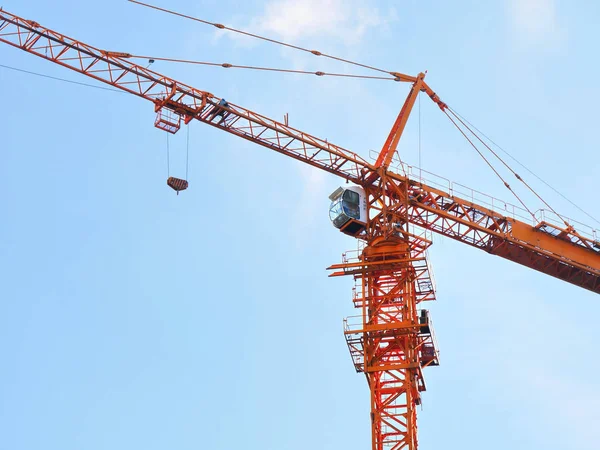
186,124,190,180
443,110,537,221
127,0,402,78
449,107,600,227
166,132,170,177
447,108,570,227
129,55,398,81
418,92,422,182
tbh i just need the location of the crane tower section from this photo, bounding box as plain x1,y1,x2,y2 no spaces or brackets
328,174,440,450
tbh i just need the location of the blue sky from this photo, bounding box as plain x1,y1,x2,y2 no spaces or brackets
1,1,599,449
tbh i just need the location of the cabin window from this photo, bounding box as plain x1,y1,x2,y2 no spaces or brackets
342,190,360,219
343,189,359,205
329,199,343,221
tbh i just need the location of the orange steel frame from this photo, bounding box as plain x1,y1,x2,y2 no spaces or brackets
331,173,440,450
2,9,600,450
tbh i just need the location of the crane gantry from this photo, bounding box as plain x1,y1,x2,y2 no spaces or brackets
1,7,599,450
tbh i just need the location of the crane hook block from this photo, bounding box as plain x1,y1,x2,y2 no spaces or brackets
167,177,189,193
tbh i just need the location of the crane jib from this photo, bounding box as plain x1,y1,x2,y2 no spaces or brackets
2,7,598,294
385,171,600,293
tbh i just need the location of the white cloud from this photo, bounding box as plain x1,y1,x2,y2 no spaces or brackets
508,0,565,48
257,0,390,45
217,0,396,48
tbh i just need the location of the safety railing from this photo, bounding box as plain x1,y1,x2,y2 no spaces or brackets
344,315,364,334
367,151,599,242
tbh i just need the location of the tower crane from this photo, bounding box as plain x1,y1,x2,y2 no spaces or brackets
1,7,599,450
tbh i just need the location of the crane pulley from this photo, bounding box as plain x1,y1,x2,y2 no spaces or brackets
164,115,192,194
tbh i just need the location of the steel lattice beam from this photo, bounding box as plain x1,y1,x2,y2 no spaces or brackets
2,8,599,293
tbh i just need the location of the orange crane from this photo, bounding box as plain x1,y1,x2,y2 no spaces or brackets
1,8,599,450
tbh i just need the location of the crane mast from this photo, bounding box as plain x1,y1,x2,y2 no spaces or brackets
2,8,600,450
